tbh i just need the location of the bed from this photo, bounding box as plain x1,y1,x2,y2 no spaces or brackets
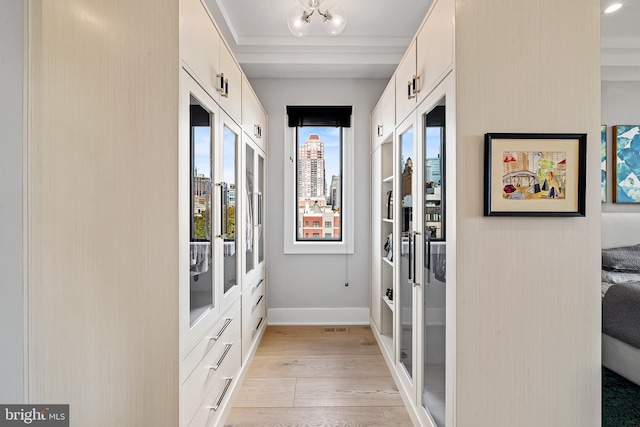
601,212,640,386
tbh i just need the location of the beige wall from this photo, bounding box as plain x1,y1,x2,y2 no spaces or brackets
27,1,179,425
454,0,601,425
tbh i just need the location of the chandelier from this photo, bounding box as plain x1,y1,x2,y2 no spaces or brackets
287,0,347,37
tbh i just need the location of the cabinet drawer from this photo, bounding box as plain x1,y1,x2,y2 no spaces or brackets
181,300,240,384
188,342,242,427
242,293,266,353
181,322,240,426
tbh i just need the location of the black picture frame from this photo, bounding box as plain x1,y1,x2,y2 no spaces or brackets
484,133,587,217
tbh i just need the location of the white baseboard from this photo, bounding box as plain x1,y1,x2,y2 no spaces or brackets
267,307,370,325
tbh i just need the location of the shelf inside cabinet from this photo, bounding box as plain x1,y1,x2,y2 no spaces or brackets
382,256,393,267
382,295,394,311
382,218,394,224
382,175,394,183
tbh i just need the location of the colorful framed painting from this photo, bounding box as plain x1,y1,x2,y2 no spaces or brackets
601,125,607,203
612,125,640,203
484,133,587,217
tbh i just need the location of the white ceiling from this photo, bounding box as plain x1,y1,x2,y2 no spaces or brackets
204,0,640,80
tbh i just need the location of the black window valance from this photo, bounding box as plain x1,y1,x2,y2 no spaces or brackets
287,106,352,128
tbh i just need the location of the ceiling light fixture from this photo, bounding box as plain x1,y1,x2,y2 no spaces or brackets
604,2,623,13
287,0,347,37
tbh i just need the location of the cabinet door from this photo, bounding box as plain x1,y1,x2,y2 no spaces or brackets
217,111,242,313
242,76,267,151
416,0,454,105
396,112,419,388
395,39,417,124
415,73,454,427
218,42,242,124
180,70,221,357
242,135,266,286
181,0,221,100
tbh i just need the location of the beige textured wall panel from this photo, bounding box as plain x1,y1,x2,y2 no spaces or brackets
28,0,179,425
454,0,601,426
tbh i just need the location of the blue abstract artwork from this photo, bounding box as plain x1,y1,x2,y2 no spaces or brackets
613,125,640,203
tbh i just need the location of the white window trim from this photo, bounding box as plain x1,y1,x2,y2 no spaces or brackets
283,122,354,254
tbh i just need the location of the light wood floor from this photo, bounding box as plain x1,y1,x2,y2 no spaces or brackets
224,325,415,427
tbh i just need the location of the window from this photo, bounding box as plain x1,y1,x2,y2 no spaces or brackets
284,106,354,254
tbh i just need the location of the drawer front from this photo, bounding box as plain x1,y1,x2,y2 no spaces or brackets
181,299,241,384
188,342,242,427
242,292,266,361
242,277,265,331
181,327,240,426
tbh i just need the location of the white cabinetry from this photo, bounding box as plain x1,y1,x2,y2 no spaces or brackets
181,0,220,100
371,1,454,426
218,43,242,124
416,0,454,104
395,40,418,124
372,77,395,150
181,0,242,124
180,0,268,425
242,75,267,151
394,0,454,125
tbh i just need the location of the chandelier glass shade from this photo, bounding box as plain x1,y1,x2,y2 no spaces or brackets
287,0,347,37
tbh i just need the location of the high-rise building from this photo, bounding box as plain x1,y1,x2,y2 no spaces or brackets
298,134,326,203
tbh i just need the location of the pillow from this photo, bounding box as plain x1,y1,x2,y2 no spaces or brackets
602,244,640,272
601,269,640,284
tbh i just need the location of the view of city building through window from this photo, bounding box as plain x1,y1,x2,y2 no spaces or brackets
296,127,342,241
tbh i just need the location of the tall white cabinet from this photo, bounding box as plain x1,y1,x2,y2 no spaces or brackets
179,0,268,424
370,0,454,426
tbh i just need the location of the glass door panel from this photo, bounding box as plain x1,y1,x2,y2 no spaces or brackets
422,104,446,427
222,125,238,294
245,144,255,274
399,125,414,379
257,153,265,264
189,95,214,325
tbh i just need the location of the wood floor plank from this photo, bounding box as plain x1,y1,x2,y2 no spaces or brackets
232,378,297,408
256,335,381,357
382,407,416,426
247,354,390,378
225,406,395,427
294,377,404,407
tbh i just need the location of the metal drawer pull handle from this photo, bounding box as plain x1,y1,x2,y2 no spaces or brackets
252,295,264,311
209,343,233,371
211,318,232,341
252,317,264,336
209,377,233,412
252,279,264,293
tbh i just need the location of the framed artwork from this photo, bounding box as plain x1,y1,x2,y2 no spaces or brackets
484,133,587,217
612,125,640,203
601,125,607,203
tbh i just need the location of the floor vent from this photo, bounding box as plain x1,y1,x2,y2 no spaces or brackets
322,327,349,334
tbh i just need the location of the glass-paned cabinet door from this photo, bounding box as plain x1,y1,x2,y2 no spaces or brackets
398,120,415,380
245,143,255,274
257,152,265,264
189,94,214,326
245,139,266,281
422,102,446,427
220,116,239,298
